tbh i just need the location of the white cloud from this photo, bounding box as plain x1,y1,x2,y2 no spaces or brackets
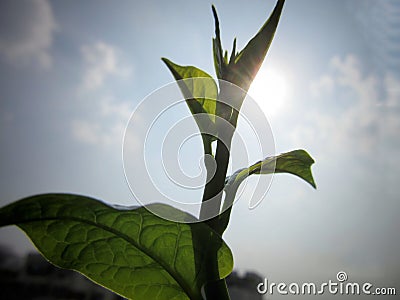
71,97,133,148
99,97,132,121
71,121,102,145
71,119,127,147
81,42,131,90
309,74,335,98
302,54,400,157
74,42,133,148
330,54,379,103
384,74,400,108
0,0,56,69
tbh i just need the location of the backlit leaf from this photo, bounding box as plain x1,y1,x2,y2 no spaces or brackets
227,149,316,191
0,194,233,300
162,58,218,147
230,0,285,90
219,150,316,234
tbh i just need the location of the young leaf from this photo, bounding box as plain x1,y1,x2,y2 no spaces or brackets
0,194,233,300
209,1,285,129
211,5,225,79
229,0,285,90
218,150,316,234
227,149,316,191
211,0,285,92
162,58,218,147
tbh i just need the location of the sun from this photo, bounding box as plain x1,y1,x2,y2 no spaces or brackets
248,67,288,117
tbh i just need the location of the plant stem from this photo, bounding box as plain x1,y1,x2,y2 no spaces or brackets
203,278,231,300
199,133,232,300
200,137,231,224
199,96,239,300
200,96,237,225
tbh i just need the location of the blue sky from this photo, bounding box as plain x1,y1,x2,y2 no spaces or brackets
1,0,399,298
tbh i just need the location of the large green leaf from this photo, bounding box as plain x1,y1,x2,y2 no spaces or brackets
0,194,233,300
162,58,218,148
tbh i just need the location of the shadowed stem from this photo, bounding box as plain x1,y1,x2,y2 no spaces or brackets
200,135,232,300
199,97,239,300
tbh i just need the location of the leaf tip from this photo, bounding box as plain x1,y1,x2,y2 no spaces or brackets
211,4,217,19
310,178,317,189
211,5,221,37
161,57,175,71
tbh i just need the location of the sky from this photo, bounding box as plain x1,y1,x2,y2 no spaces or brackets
0,0,399,299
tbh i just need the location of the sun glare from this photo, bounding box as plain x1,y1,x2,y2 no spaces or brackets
248,67,288,117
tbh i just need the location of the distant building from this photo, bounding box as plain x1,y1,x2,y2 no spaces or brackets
1,246,264,299
0,247,122,300
226,271,264,300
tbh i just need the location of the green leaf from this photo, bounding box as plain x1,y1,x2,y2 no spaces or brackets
218,150,316,235
0,194,233,300
209,1,285,129
212,0,285,91
230,0,285,90
228,149,316,190
211,5,226,79
162,58,218,147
